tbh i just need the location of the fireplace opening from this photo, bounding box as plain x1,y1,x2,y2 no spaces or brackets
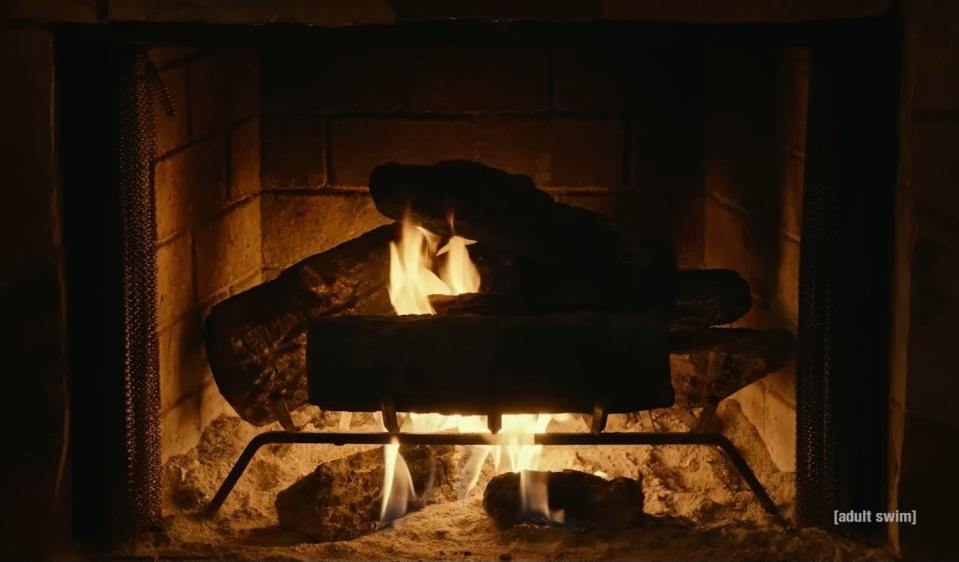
53,15,900,561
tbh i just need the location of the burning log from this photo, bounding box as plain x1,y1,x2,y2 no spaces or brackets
369,160,676,299
430,269,752,329
205,223,524,425
482,470,644,530
275,445,457,542
668,328,795,407
306,313,674,415
205,224,395,425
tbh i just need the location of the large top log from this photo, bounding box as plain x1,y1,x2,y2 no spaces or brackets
368,160,676,298
430,269,752,329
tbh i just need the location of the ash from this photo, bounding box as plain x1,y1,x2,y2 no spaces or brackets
121,402,893,561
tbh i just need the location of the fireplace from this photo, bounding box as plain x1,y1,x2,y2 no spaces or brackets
6,2,946,560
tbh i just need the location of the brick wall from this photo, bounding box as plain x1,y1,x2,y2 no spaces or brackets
0,28,68,559
258,43,705,274
703,47,807,472
894,1,959,558
150,47,261,459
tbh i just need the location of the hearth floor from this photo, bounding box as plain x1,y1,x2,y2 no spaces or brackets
120,408,892,561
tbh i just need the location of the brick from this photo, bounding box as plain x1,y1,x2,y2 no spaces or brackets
907,218,959,430
911,118,959,224
0,0,96,22
779,48,809,154
189,49,258,139
476,117,625,188
704,50,781,214
154,138,227,241
771,236,799,326
553,48,638,112
899,414,959,560
390,0,597,20
110,0,395,25
155,65,189,156
556,189,704,268
781,150,804,239
261,192,389,269
158,312,209,412
229,118,260,201
0,263,65,462
194,199,262,302
330,118,476,186
161,396,199,460
763,387,796,472
0,29,58,270
156,235,193,328
704,196,769,304
262,46,549,113
261,114,326,189
603,0,889,22
199,379,234,431
911,0,959,111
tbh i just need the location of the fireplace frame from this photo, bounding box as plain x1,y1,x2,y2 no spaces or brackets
54,14,902,549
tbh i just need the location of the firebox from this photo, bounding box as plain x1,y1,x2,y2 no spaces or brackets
50,8,901,561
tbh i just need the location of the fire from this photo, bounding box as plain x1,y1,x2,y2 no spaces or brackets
379,213,560,527
388,212,479,315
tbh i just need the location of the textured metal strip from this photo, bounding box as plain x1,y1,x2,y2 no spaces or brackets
117,53,162,531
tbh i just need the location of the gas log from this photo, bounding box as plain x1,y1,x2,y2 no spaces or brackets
205,224,521,425
306,313,674,415
275,445,456,542
668,328,795,407
369,160,677,299
482,470,644,530
430,268,752,329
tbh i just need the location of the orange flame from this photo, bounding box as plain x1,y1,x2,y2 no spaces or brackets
380,212,561,526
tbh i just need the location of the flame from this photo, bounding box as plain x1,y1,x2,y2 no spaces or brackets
379,212,561,527
388,212,479,315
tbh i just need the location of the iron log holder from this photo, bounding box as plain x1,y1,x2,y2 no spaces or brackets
203,429,784,524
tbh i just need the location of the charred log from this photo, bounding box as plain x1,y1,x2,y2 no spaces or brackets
482,470,644,530
671,269,752,328
275,445,456,542
205,224,524,426
369,160,676,297
205,224,395,425
430,269,752,329
306,313,674,415
668,328,795,407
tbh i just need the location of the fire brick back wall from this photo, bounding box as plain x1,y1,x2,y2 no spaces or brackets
150,47,261,459
703,48,807,472
258,42,705,276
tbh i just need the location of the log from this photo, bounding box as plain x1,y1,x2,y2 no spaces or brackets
275,445,457,542
205,224,395,425
369,160,676,298
482,470,644,530
205,223,526,425
668,328,795,407
430,269,752,329
306,313,674,415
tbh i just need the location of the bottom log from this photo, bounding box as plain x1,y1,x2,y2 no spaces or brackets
482,470,644,530
275,445,456,542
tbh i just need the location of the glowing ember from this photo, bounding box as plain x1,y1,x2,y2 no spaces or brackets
379,212,561,527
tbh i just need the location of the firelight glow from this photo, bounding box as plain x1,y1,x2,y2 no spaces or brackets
379,213,561,526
